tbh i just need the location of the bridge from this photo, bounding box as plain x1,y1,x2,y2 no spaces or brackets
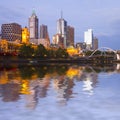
89,47,120,61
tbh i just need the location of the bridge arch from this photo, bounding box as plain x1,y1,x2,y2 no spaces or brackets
89,47,116,57
89,47,120,60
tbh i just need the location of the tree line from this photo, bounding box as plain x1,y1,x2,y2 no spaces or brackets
19,44,69,58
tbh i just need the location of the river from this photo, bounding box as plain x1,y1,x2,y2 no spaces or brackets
0,64,120,120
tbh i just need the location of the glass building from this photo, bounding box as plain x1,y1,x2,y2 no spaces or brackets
29,11,39,39
57,18,67,48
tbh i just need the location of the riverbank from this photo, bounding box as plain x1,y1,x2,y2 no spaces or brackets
0,56,88,65
0,55,119,66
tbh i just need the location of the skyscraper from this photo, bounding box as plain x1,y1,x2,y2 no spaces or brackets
1,23,22,42
92,37,98,50
29,11,39,39
84,29,93,50
57,14,67,48
66,26,74,46
40,24,49,39
38,24,50,48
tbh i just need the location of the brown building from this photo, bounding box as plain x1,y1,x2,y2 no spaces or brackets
1,23,22,42
66,26,74,47
40,24,49,39
92,37,98,50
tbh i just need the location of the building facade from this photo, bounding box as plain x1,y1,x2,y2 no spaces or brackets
39,24,50,48
1,23,22,42
92,37,98,50
40,24,49,39
22,27,30,44
76,42,86,50
84,29,93,50
52,34,64,48
29,11,39,39
57,18,67,48
38,38,50,48
66,26,74,47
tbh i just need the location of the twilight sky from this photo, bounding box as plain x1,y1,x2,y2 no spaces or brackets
0,0,120,49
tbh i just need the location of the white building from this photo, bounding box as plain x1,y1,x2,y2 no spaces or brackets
52,34,64,48
57,18,67,48
84,29,93,50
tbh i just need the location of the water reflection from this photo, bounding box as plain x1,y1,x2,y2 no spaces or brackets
0,64,120,109
53,77,74,105
80,67,98,95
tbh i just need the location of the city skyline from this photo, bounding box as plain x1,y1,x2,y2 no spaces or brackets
0,0,120,49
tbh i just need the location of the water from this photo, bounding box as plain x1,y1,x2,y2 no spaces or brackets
0,64,120,120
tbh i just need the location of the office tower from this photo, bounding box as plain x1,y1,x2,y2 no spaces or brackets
84,29,93,50
22,27,30,44
38,24,50,48
40,24,49,39
92,37,98,50
66,26,74,47
1,23,22,42
57,14,67,48
29,11,39,39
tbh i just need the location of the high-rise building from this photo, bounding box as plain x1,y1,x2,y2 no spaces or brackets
92,37,98,50
1,23,22,42
29,11,39,39
84,29,93,50
55,12,75,48
22,27,30,44
40,24,49,39
57,16,67,48
66,26,74,47
39,24,50,48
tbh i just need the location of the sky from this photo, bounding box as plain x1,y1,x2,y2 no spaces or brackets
0,0,120,50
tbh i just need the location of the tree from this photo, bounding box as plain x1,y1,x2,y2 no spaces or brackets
19,44,34,57
56,48,69,58
47,49,56,58
34,44,47,58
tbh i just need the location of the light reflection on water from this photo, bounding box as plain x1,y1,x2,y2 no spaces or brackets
0,64,120,120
